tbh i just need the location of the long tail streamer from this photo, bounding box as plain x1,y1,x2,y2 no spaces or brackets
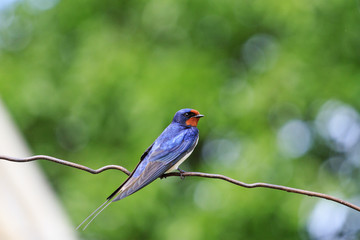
76,199,112,231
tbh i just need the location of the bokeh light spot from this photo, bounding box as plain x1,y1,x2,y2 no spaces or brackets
242,33,279,73
26,0,59,11
307,200,348,239
277,120,313,158
315,100,360,152
0,0,19,11
201,137,241,167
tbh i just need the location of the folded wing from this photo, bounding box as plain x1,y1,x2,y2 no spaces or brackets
112,134,196,201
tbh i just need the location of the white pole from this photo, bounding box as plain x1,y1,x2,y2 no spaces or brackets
0,99,78,240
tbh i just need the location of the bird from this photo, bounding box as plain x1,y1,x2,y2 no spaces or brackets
77,108,204,230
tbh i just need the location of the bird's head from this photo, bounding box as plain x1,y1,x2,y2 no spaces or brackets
172,108,204,127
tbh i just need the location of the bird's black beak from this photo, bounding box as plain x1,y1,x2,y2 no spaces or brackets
195,114,204,118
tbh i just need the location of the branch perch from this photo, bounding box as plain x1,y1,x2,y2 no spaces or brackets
1,155,359,212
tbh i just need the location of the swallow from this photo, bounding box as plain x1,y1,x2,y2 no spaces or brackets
77,108,204,230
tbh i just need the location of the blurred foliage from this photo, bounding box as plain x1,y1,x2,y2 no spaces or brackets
1,0,360,239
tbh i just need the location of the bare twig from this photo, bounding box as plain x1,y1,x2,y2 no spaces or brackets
0,155,130,175
1,155,359,212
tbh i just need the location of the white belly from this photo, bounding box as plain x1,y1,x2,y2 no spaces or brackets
165,137,199,173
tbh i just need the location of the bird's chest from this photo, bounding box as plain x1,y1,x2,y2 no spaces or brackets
165,135,199,173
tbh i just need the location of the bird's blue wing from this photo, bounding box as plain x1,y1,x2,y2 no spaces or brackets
114,160,171,201
113,132,197,201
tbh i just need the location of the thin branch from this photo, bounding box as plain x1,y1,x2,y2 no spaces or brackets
1,155,359,212
0,155,130,175
163,172,360,211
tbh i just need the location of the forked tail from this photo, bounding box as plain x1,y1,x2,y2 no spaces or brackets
76,199,112,231
76,175,129,230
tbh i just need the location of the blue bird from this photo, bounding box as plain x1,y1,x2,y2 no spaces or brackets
77,108,204,230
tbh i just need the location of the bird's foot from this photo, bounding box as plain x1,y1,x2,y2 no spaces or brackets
177,168,186,180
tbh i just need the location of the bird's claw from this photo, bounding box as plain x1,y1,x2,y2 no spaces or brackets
178,168,185,180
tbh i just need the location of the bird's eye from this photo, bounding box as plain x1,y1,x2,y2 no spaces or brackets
184,112,195,118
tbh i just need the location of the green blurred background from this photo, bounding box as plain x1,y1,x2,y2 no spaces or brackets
1,0,360,239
